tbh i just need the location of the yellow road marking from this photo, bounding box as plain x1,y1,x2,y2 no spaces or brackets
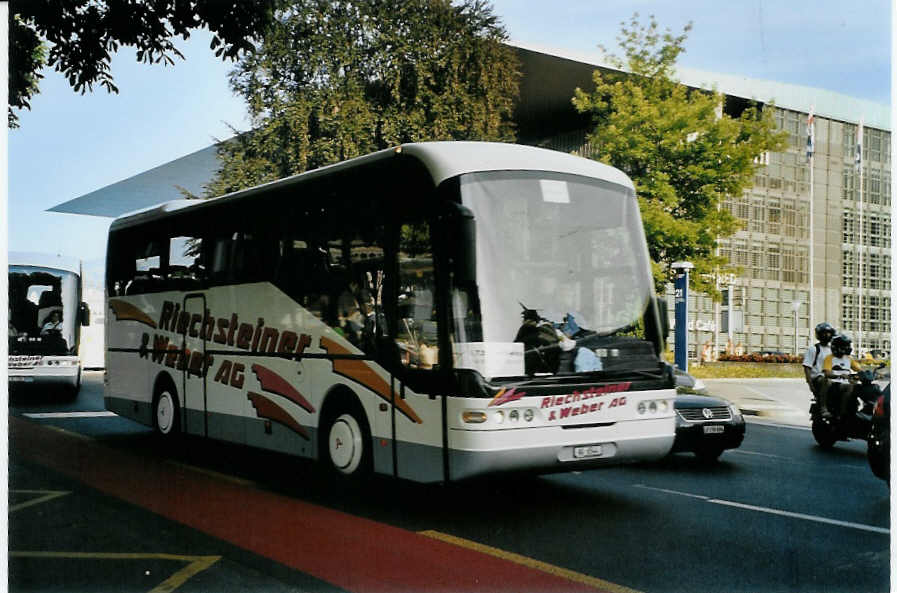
419,530,644,593
9,552,221,593
10,490,70,512
165,461,257,487
38,423,93,440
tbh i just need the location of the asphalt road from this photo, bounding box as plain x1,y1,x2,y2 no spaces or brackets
9,372,891,593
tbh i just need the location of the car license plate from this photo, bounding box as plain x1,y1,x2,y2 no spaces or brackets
9,376,33,383
573,444,603,459
703,425,724,434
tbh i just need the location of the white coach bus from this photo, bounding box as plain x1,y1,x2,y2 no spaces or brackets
9,252,91,397
104,142,676,482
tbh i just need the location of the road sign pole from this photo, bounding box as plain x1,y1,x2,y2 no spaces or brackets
672,262,694,372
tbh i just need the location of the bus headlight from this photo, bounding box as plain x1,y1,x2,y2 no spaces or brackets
638,399,672,415
493,411,505,423
524,409,534,422
509,409,519,422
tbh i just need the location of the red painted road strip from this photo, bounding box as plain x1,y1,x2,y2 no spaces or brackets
11,418,606,593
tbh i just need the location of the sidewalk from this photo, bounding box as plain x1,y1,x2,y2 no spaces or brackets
701,378,811,427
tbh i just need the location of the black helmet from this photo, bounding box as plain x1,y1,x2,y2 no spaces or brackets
815,322,835,345
831,333,852,357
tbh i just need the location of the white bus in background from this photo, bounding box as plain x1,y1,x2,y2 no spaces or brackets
104,142,675,483
9,252,91,398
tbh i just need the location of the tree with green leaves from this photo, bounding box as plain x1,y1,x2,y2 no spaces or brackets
572,14,787,296
206,0,519,197
8,1,278,128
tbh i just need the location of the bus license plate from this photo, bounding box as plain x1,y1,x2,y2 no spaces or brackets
573,444,602,459
703,425,724,434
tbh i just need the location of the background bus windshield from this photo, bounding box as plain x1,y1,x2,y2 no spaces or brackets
458,171,654,374
9,266,79,355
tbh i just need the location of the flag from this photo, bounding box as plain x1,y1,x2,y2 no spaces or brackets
855,118,864,171
805,107,815,161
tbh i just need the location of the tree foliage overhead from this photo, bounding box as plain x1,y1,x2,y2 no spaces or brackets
572,14,787,296
8,0,278,128
206,0,519,197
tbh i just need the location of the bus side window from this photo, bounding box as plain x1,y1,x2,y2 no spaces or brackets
168,236,203,289
336,232,387,355
127,240,163,295
395,222,438,370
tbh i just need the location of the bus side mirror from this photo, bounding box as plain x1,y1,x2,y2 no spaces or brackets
644,296,668,356
445,203,476,286
656,297,669,340
80,302,91,326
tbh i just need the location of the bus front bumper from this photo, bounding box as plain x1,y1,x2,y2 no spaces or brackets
447,417,675,481
9,366,80,388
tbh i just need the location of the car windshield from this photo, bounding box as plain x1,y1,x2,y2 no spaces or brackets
453,171,655,378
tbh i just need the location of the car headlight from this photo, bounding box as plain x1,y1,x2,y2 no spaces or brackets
729,404,743,419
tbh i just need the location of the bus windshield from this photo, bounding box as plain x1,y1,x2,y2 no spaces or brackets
456,171,656,377
9,265,80,355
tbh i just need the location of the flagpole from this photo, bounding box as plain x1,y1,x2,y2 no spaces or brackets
857,118,864,355
808,111,814,337
806,107,815,346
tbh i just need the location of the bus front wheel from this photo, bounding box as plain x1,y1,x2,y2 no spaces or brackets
324,411,371,478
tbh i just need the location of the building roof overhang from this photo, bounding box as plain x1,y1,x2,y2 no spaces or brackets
49,42,889,219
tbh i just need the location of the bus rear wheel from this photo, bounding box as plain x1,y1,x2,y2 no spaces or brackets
153,385,181,438
323,411,371,478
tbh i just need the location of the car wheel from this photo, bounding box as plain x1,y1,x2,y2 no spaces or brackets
323,410,371,478
153,385,181,438
695,446,724,462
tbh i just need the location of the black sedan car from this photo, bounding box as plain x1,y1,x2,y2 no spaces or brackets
867,384,889,484
671,370,746,461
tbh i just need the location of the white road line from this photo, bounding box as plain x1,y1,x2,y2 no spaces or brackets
708,499,890,535
730,449,793,460
23,411,117,419
632,484,710,500
634,484,889,535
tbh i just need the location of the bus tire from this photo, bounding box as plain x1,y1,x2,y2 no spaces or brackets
320,395,371,479
60,370,81,401
152,378,181,438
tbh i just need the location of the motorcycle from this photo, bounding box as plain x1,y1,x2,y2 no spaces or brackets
810,365,885,449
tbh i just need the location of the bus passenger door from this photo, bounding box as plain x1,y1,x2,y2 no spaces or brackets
389,220,447,483
182,293,208,437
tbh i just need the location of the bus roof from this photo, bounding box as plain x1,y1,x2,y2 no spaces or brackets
9,251,82,276
110,142,635,230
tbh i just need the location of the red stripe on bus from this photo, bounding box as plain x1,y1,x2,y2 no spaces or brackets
251,363,315,412
247,391,311,440
11,417,602,593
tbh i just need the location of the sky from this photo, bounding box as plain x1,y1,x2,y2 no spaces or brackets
6,0,892,267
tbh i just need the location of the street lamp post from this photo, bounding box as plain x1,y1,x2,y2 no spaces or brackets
791,300,802,355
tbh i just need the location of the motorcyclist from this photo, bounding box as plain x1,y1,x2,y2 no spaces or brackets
819,333,862,419
514,306,560,374
803,322,835,399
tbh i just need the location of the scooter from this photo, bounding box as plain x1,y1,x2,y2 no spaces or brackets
810,366,884,449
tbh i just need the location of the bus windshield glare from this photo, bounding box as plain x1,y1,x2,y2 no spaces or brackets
456,171,656,378
9,265,80,355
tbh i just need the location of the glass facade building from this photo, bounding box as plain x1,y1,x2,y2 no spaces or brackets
511,43,891,358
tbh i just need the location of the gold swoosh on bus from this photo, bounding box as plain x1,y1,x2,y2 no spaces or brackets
320,337,423,424
108,299,157,328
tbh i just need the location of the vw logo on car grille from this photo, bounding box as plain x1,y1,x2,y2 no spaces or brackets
702,408,714,419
